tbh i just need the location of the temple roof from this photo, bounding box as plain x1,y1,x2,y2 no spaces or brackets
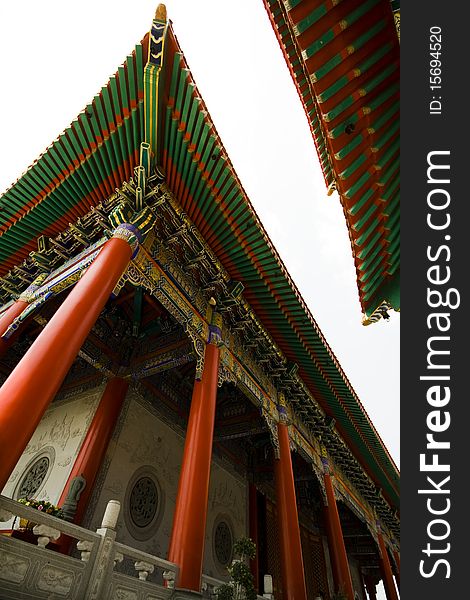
0,7,399,514
0,40,148,278
262,0,400,323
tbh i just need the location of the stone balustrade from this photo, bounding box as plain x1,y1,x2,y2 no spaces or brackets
0,495,176,600
201,573,267,600
0,495,271,600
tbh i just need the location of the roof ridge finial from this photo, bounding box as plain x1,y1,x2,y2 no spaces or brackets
155,3,167,22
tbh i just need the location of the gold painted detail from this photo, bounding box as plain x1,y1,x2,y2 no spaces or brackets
156,244,207,317
78,348,115,378
49,269,84,297
362,301,394,325
134,248,208,340
155,3,167,22
263,409,280,459
131,243,209,379
2,245,103,339
110,204,157,248
394,11,400,42
217,363,238,388
0,191,120,304
334,475,371,525
211,311,223,331
133,344,194,380
21,245,102,307
144,11,168,160
18,272,49,303
219,346,275,415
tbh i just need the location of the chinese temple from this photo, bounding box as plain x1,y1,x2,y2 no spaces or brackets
0,3,399,600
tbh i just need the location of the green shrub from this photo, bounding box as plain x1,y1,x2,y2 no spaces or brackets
215,537,257,600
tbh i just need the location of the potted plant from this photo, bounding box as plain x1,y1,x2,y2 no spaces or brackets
13,498,64,548
17,498,64,528
215,537,257,600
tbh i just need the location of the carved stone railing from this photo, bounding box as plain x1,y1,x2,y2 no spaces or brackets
0,495,273,600
0,495,176,600
201,573,227,597
0,494,101,599
201,573,269,599
111,540,178,598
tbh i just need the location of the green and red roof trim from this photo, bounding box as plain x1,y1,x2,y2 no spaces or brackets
262,0,400,322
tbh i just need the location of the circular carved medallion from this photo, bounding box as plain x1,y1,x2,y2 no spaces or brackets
124,466,164,541
14,448,55,500
129,476,158,528
214,519,233,567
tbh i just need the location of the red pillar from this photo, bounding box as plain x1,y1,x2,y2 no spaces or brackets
0,225,138,491
321,454,355,600
249,483,260,592
0,274,48,356
323,503,342,590
58,377,129,523
168,339,220,591
274,419,307,600
364,575,378,600
0,300,28,358
0,300,28,338
392,546,400,589
378,530,399,600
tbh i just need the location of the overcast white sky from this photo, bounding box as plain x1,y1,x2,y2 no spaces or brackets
0,2,398,596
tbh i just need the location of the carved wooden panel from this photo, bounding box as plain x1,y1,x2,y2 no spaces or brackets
265,499,283,599
300,527,330,600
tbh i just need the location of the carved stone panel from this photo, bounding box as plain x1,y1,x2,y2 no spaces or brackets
0,548,30,584
36,564,75,595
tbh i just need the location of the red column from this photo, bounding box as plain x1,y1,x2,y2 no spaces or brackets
364,575,378,600
274,418,307,600
0,225,138,491
378,530,399,600
0,300,28,358
58,377,129,523
323,503,342,590
249,483,260,592
392,545,400,589
168,339,220,591
0,274,48,354
0,300,28,338
321,453,355,600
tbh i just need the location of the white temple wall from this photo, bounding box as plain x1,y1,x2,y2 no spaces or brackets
86,392,248,577
204,458,248,578
1,385,103,504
